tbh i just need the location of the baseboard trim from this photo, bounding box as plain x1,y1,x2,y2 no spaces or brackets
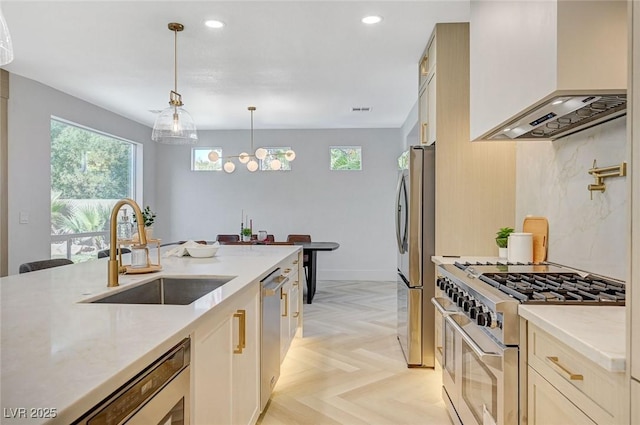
317,269,396,281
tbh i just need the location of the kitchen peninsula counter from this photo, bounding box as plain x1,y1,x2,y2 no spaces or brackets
0,245,301,424
519,305,626,372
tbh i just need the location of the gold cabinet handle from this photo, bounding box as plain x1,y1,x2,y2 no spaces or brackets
420,55,429,76
293,259,299,265
293,280,299,287
421,123,428,144
281,291,288,317
283,268,291,274
293,312,299,318
545,356,583,381
233,309,246,354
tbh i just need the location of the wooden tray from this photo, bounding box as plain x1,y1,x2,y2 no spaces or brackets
523,216,548,263
124,264,162,274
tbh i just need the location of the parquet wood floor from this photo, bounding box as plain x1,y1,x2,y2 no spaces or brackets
258,280,451,425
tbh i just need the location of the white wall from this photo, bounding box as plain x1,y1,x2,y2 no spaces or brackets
154,128,403,281
516,117,627,279
7,74,156,274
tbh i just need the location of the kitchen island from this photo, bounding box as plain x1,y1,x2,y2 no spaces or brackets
0,244,302,424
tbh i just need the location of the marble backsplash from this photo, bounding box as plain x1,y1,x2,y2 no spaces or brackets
515,117,627,280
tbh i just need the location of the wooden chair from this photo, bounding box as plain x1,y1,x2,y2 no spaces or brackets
216,234,240,243
286,234,311,283
97,248,131,259
19,258,74,274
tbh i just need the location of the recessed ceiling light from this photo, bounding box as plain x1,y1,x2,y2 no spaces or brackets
551,99,564,105
362,15,383,25
205,20,225,29
504,128,511,132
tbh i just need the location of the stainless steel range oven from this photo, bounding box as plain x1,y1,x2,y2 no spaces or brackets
433,261,625,425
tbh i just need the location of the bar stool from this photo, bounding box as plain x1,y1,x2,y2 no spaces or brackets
19,258,74,274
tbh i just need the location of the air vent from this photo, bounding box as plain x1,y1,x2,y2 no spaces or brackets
351,107,371,112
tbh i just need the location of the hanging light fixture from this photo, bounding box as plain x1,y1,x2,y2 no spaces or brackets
208,106,296,173
0,6,14,66
151,22,198,145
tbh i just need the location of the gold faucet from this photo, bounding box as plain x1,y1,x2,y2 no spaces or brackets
108,199,147,287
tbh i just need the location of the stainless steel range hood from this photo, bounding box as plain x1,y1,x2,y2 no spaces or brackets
473,0,627,142
483,93,627,141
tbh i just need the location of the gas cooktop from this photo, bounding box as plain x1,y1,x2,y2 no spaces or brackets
452,260,626,305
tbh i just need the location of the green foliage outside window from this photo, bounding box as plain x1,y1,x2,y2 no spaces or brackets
330,146,362,171
51,120,132,199
50,119,136,262
192,148,222,171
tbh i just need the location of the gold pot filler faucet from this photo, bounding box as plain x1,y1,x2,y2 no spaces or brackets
108,199,147,287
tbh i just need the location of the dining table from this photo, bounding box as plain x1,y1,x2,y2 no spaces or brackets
291,241,340,304
164,239,339,304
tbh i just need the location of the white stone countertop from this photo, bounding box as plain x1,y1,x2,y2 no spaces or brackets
0,244,301,424
432,255,626,373
518,305,625,373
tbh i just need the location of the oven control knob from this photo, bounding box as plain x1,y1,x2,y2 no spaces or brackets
476,312,491,327
446,287,456,298
462,298,475,312
469,306,479,320
451,291,459,303
437,277,447,290
476,313,491,326
457,295,468,308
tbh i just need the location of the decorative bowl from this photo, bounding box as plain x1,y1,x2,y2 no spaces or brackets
186,245,219,258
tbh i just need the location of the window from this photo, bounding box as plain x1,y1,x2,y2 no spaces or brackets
398,150,409,170
330,146,362,171
192,148,223,171
260,147,292,171
50,118,139,263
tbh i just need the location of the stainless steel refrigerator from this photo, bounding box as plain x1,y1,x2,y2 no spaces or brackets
396,145,435,367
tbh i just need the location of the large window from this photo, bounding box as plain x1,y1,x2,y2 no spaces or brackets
50,118,139,262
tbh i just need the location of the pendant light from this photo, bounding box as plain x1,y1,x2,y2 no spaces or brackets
0,6,14,66
208,106,296,173
151,22,198,145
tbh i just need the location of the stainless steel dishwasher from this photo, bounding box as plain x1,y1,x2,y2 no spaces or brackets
260,268,288,411
73,338,191,424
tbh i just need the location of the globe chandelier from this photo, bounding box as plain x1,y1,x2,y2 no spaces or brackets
151,22,198,145
209,106,296,173
0,6,14,66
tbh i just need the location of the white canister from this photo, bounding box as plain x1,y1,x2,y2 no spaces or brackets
507,233,533,263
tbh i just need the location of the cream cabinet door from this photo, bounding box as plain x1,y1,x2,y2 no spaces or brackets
194,315,233,425
194,283,260,425
280,279,293,362
528,367,596,425
426,72,436,145
632,380,640,425
231,290,260,425
288,280,299,341
419,85,428,144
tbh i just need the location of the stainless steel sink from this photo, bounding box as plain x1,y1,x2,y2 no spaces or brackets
89,277,235,305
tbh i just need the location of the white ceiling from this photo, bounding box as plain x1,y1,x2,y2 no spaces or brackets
1,1,469,130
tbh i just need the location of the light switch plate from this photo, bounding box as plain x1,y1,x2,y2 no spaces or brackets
19,211,29,224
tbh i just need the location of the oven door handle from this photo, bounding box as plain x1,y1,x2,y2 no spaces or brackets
445,314,502,361
431,297,455,316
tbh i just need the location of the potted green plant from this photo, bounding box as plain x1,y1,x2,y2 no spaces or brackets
241,227,253,242
496,227,514,258
132,206,156,240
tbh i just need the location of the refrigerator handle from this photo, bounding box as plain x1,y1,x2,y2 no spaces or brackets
395,174,406,254
396,174,407,254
